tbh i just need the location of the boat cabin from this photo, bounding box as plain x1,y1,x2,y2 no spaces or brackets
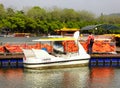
55,27,80,36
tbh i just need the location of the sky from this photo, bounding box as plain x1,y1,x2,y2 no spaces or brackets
0,0,120,16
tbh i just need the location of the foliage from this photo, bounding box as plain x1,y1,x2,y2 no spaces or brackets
0,4,120,35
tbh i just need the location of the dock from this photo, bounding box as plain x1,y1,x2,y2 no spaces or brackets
0,53,24,59
0,49,120,68
0,52,120,59
0,53,23,68
90,48,120,67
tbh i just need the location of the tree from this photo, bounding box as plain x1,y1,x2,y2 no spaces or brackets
6,8,15,17
27,6,46,20
61,8,78,23
0,4,6,19
25,17,37,33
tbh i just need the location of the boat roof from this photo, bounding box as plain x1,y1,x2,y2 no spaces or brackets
32,37,76,42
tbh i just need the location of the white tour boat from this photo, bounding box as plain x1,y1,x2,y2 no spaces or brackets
22,31,90,69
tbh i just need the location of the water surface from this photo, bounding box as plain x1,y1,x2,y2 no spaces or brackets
0,67,120,88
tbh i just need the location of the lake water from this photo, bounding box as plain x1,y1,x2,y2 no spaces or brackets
0,37,120,88
0,67,120,88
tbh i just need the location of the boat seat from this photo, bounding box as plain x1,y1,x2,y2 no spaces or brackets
32,49,52,59
22,49,36,58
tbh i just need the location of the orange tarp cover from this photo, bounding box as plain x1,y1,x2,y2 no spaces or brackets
0,46,5,53
1,39,116,53
62,40,116,53
4,43,53,53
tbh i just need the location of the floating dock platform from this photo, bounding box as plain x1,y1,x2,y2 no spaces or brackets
0,52,120,68
0,53,23,68
90,54,120,67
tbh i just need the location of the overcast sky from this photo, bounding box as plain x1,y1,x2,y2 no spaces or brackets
0,0,120,16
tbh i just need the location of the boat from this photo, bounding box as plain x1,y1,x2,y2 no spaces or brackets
22,31,90,69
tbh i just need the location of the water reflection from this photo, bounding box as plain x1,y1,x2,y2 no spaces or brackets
23,67,89,88
0,67,119,88
0,68,24,88
89,67,114,88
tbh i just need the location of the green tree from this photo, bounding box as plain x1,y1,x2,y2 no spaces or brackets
25,17,37,33
6,8,15,17
27,6,46,20
0,4,6,19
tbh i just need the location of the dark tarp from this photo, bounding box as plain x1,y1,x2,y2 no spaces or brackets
81,24,120,30
81,25,98,30
100,24,120,30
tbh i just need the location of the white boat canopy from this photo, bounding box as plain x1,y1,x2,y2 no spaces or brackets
32,37,77,42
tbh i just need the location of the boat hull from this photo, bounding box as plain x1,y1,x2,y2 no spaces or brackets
23,59,89,69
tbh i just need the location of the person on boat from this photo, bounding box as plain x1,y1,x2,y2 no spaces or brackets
87,32,94,54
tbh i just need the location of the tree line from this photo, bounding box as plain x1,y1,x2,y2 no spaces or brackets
0,4,120,35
